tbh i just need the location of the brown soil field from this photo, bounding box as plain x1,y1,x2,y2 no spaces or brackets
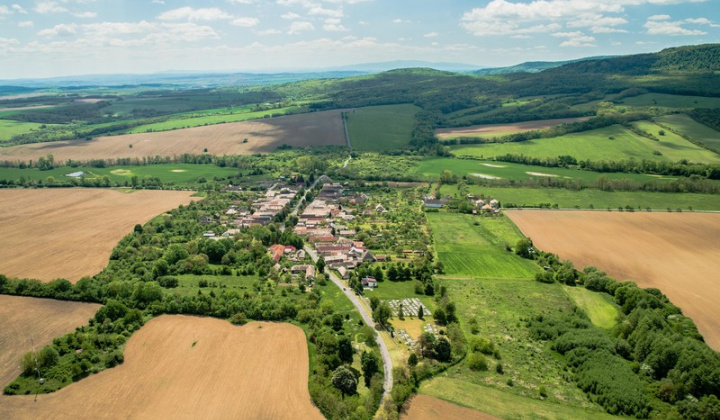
0,110,346,162
402,395,501,420
506,210,720,351
0,295,101,389
0,315,324,420
435,117,591,140
0,189,196,282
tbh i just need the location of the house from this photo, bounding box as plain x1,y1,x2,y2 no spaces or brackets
291,265,316,279
424,199,444,209
284,245,297,254
490,199,499,208
268,244,286,263
222,229,240,237
361,277,378,288
376,255,388,262
337,266,349,278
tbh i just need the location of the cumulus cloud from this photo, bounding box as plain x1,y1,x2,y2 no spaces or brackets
645,19,707,35
553,31,596,47
34,1,69,14
12,4,28,14
73,11,97,18
423,31,438,38
159,7,233,21
282,12,302,20
231,17,259,27
18,20,34,27
323,18,348,31
288,21,315,34
38,23,78,37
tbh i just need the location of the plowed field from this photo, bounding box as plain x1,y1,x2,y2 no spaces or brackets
435,117,591,140
0,189,195,282
0,315,323,420
402,395,500,420
506,210,720,351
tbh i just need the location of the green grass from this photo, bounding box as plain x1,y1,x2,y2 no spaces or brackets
413,157,667,183
450,124,715,162
0,119,50,141
564,287,618,330
656,114,720,153
426,212,539,279
630,121,720,164
0,163,239,186
439,184,720,211
125,106,304,133
365,280,435,310
421,377,624,420
347,104,419,151
617,93,720,109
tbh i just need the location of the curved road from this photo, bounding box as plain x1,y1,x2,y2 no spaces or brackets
304,246,393,404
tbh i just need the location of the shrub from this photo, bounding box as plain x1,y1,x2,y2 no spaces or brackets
468,353,488,371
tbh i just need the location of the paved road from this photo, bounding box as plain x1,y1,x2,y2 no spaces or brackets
304,245,393,404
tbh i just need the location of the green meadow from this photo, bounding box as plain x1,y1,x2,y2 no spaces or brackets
617,93,720,108
438,184,720,210
655,113,720,153
564,287,619,330
0,119,49,141
450,124,719,163
347,104,419,151
630,120,720,164
426,212,538,279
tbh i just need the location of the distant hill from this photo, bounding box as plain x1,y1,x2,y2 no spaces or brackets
472,57,612,75
330,60,481,73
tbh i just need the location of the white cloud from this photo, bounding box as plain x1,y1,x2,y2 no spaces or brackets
423,31,438,38
159,7,232,21
308,6,343,18
73,11,97,18
323,18,348,31
231,17,259,27
227,0,255,3
0,6,11,15
152,0,165,4
34,1,69,14
553,31,596,47
685,17,720,27
12,4,28,14
38,23,78,37
18,20,34,27
648,14,670,20
258,28,282,35
645,19,707,35
281,12,302,20
288,21,315,34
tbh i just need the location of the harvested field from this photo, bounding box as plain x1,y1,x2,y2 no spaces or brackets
402,395,500,420
506,210,720,351
0,189,195,282
0,295,101,389
0,109,346,162
435,117,591,140
0,315,323,420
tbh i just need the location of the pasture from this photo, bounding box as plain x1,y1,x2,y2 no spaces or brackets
0,189,196,282
0,109,346,163
435,117,591,140
630,120,720,163
426,212,538,279
564,287,618,330
617,93,720,109
0,315,324,420
506,210,720,351
655,113,720,153
347,104,419,150
0,120,48,142
402,395,500,420
0,295,101,389
450,124,720,164
438,184,720,211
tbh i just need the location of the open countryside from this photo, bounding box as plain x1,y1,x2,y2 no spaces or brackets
402,395,501,420
506,210,720,351
435,117,592,140
0,316,324,420
0,189,195,282
0,295,101,388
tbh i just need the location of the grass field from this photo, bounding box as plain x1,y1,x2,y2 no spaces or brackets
0,163,238,185
655,114,720,153
402,394,500,420
0,189,196,282
0,315,324,420
126,106,305,133
413,157,667,183
450,124,720,163
347,104,419,150
0,295,101,389
630,120,720,164
507,210,720,351
0,120,48,142
438,184,720,211
0,110,346,162
563,287,618,330
435,117,591,140
420,378,623,420
426,212,538,279
617,93,720,108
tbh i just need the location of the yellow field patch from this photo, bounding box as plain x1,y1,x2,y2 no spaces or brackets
110,169,133,176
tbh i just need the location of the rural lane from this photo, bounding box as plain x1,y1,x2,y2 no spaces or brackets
303,245,394,405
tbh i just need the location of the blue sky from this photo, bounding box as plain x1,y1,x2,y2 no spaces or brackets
0,0,718,78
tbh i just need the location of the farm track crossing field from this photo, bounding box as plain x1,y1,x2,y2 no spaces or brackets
0,295,101,389
0,109,347,162
435,117,591,140
0,189,196,282
506,210,720,351
0,315,324,420
402,395,501,420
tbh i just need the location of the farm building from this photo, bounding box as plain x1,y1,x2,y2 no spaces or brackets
268,244,286,263
361,277,378,288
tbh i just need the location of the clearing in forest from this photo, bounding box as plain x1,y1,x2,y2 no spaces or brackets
0,109,346,162
0,295,101,389
0,315,324,420
435,117,591,140
402,395,500,420
506,210,720,351
0,189,196,282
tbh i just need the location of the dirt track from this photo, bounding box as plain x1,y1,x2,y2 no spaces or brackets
0,315,324,420
402,395,501,420
436,117,591,140
0,189,196,282
0,110,346,162
506,210,720,351
0,295,101,389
